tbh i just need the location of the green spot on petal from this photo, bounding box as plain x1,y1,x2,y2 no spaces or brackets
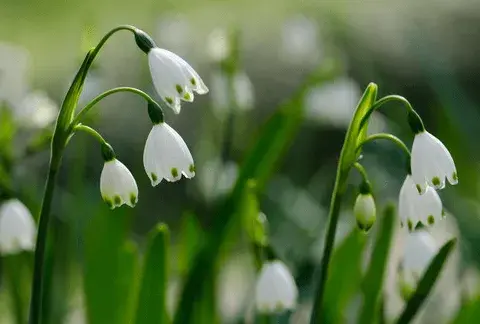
171,167,179,178
130,194,137,206
176,84,183,94
416,184,422,194
104,198,113,209
183,92,191,101
427,215,435,225
165,97,173,105
432,177,441,187
151,173,158,182
190,78,196,86
113,195,122,206
407,219,413,231
189,164,195,173
452,172,458,182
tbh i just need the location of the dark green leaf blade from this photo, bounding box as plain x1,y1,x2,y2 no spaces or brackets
358,204,396,324
396,238,457,324
321,228,367,323
135,224,169,324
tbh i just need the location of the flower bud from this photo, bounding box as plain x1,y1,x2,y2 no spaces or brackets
354,193,376,232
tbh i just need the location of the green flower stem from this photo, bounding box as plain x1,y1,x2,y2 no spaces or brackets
359,95,414,130
29,149,64,324
358,133,411,158
73,124,108,145
71,87,156,128
353,162,369,184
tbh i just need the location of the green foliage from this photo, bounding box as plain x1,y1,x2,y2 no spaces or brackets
396,238,457,324
358,204,396,324
321,228,367,323
84,209,139,324
178,212,203,276
450,296,480,324
3,253,31,324
173,63,339,324
135,224,169,324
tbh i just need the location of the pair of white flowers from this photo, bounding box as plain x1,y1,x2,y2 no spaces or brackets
399,131,457,229
100,43,208,208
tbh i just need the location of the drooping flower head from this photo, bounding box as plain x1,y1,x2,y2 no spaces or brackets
0,199,36,255
143,102,195,186
134,29,208,114
354,192,376,232
255,260,298,313
399,175,443,230
408,111,457,194
99,143,138,209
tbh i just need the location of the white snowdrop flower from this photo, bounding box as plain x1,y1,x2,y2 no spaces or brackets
206,28,230,62
0,43,30,108
398,175,443,230
143,122,195,186
411,131,457,193
354,193,376,232
0,199,36,255
100,158,138,209
255,260,298,313
13,91,58,128
400,230,438,289
148,48,208,114
198,158,238,201
280,15,321,65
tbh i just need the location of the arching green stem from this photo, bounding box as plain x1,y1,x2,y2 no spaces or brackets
73,124,108,145
357,133,411,158
353,162,369,184
359,95,415,131
71,87,157,128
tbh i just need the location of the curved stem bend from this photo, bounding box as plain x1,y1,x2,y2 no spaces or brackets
358,133,411,158
359,95,415,130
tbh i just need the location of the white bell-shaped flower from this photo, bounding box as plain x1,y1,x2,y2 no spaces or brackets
0,199,36,255
148,47,208,114
255,260,298,313
400,230,438,291
100,159,138,209
354,193,376,232
399,175,443,229
411,131,457,194
143,122,195,186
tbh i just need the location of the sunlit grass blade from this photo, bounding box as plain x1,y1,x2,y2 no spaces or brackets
84,208,138,324
135,224,169,324
320,228,367,323
3,252,31,324
395,238,457,324
173,63,340,324
358,204,396,324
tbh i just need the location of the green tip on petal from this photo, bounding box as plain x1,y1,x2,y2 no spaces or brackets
165,97,174,105
183,92,191,101
113,195,122,206
176,84,183,94
151,173,158,183
427,215,435,225
171,167,179,178
452,172,458,182
416,184,422,194
190,78,196,86
130,193,137,206
407,219,414,232
104,198,113,209
432,177,441,187
189,164,195,173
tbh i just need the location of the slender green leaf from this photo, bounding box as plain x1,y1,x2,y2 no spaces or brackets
84,209,138,324
173,63,340,324
135,224,169,324
3,252,31,324
178,212,203,276
321,229,367,323
358,204,396,324
396,238,457,324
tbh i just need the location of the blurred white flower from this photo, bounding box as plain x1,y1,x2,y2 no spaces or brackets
198,158,238,201
255,260,298,313
156,14,192,56
206,28,230,62
100,159,138,209
398,175,443,229
210,70,254,118
305,78,361,128
143,122,195,186
354,193,376,232
0,43,30,107
13,90,58,128
400,230,438,291
148,48,208,114
0,199,36,255
280,15,321,65
411,131,457,194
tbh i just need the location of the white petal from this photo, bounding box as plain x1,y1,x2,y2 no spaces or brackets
404,230,437,275
255,260,298,313
100,159,138,208
0,199,36,255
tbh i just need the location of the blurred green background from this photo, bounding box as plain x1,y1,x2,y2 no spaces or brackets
1,0,480,323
